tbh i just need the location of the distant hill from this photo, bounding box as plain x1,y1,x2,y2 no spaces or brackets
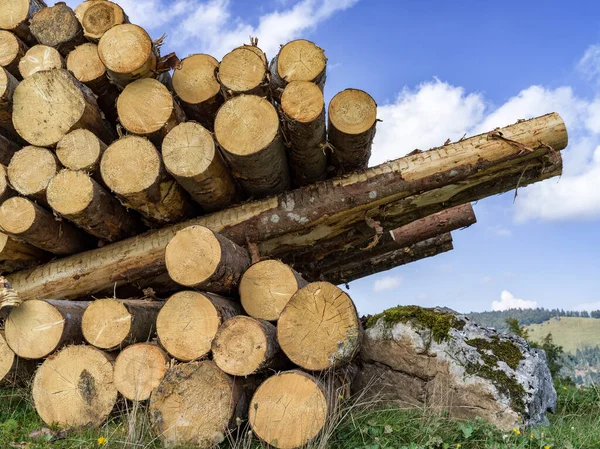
466,308,600,332
527,317,600,354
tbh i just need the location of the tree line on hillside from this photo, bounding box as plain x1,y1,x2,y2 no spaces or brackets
467,308,600,331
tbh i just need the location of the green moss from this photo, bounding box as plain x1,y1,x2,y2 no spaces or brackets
466,336,524,370
365,305,465,343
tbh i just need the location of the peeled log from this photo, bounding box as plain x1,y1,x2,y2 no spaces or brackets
0,197,93,255
100,136,196,226
165,225,251,293
215,95,291,197
278,282,361,371
0,164,15,203
78,1,128,42
0,231,50,274
150,361,246,449
56,128,107,177
0,331,36,385
82,298,162,351
172,54,224,130
18,45,65,79
212,316,285,376
0,67,18,136
281,81,327,185
162,122,240,212
0,0,47,46
239,259,307,321
156,291,241,361
6,114,568,300
29,3,86,56
12,69,113,147
328,89,378,174
0,31,28,79
117,78,185,146
114,343,169,401
8,146,60,204
218,47,268,98
0,133,18,165
4,299,89,359
32,345,117,428
249,370,330,449
270,39,326,102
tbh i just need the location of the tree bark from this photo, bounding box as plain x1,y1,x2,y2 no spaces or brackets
0,164,15,203
0,231,50,274
114,342,169,401
32,345,117,428
7,146,61,205
29,3,86,56
281,80,328,185
162,122,240,212
18,44,65,79
6,114,568,300
81,298,163,351
156,291,241,362
0,331,36,386
56,128,107,179
328,88,378,174
165,225,251,294
0,133,19,166
0,67,18,137
218,46,269,99
100,136,197,226
0,0,47,46
0,31,29,80
0,197,94,255
47,170,143,242
76,0,128,42
4,299,89,359
215,94,291,197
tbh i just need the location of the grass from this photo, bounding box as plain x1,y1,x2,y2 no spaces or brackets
2,382,600,449
527,317,600,354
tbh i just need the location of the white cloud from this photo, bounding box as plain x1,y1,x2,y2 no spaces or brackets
491,290,537,311
577,44,600,84
373,276,402,292
487,225,513,238
482,276,492,284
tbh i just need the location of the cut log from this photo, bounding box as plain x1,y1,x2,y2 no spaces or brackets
47,169,142,242
278,282,361,371
6,114,568,300
117,78,185,146
0,331,36,385
281,81,327,185
67,43,119,123
165,225,251,293
269,39,327,102
0,133,19,165
218,47,268,98
156,291,241,361
29,3,86,56
172,54,224,131
162,122,240,212
0,30,28,80
114,342,169,401
249,370,330,449
18,44,65,79
78,0,128,42
0,0,47,46
212,316,285,376
32,345,117,428
328,89,378,173
0,67,18,136
81,298,162,351
239,259,307,321
0,231,50,274
0,164,15,203
0,197,93,255
214,94,291,197
7,146,60,204
98,24,157,87
4,299,89,359
12,69,113,147
56,128,107,177
100,136,196,226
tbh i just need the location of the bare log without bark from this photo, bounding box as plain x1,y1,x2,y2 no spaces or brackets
32,345,117,428
212,316,285,376
0,31,28,80
30,3,86,56
0,331,36,385
82,298,163,351
100,136,196,226
0,164,15,203
166,225,251,293
5,299,89,359
239,259,307,321
156,291,241,361
218,47,269,98
0,0,47,46
19,45,65,79
328,89,378,173
0,197,93,255
281,81,327,185
8,146,60,204
0,134,19,165
77,0,128,42
0,67,18,136
56,129,107,178
215,95,291,197
163,122,240,212
6,114,568,300
0,231,50,274
172,54,224,130
114,343,169,401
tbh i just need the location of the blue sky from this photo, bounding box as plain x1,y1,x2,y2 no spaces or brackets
65,0,600,315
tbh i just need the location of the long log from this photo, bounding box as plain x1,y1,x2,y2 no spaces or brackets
18,44,65,79
0,0,47,46
0,133,19,165
0,330,36,386
0,67,18,136
56,129,107,178
7,146,60,204
218,46,269,98
29,3,86,56
77,0,128,42
0,31,28,80
0,231,50,274
6,113,568,300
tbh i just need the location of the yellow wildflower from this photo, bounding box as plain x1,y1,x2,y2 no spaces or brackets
457,445,461,448
544,446,551,449
530,433,535,439
97,436,107,446
563,386,568,391
512,428,521,435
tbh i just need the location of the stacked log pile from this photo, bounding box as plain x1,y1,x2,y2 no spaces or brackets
0,1,569,448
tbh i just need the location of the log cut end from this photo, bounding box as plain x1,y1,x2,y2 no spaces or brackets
0,331,15,382
47,169,96,216
277,39,326,83
32,346,117,428
19,45,64,79
249,371,328,449
29,4,83,52
67,43,106,83
0,65,15,99
329,88,377,136
278,282,361,371
114,343,169,401
240,259,305,321
56,128,106,172
0,1,30,30
4,299,65,360
281,80,324,123
0,197,36,235
0,164,14,202
172,54,220,105
219,47,267,95
8,146,59,199
0,30,24,71
81,1,127,41
162,122,216,178
81,298,133,350
98,24,153,75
